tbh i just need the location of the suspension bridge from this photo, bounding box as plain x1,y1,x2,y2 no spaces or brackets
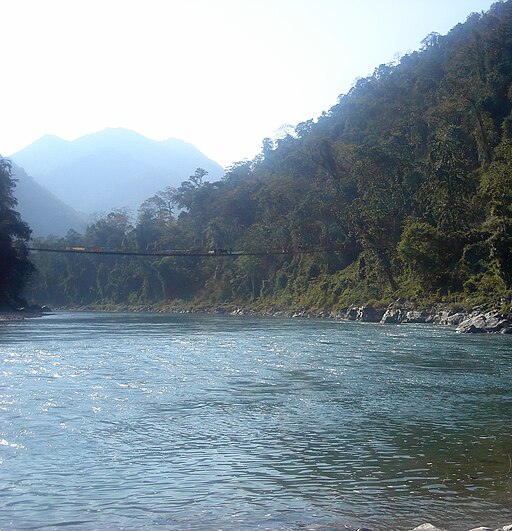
27,246,339,258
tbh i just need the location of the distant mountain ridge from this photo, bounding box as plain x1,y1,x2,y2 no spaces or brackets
9,128,224,215
11,162,86,237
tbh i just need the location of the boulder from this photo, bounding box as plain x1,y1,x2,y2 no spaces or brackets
402,310,430,323
411,524,445,531
346,307,359,320
434,310,467,326
357,304,386,322
456,311,511,333
446,312,468,325
380,308,403,324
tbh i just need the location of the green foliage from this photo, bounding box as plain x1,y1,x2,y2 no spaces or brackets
480,139,512,287
0,158,34,307
398,221,457,291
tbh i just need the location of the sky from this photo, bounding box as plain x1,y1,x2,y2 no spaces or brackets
1,0,498,168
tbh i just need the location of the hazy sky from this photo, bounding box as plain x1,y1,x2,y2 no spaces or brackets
1,0,498,167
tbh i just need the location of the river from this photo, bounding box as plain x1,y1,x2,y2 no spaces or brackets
1,311,511,530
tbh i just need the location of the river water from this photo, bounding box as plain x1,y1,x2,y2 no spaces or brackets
0,311,511,530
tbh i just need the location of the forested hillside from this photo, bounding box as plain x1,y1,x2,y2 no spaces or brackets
25,1,512,312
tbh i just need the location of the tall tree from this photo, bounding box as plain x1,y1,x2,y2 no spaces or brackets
480,139,512,288
0,158,34,307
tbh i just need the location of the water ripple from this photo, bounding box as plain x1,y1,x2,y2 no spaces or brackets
0,312,511,530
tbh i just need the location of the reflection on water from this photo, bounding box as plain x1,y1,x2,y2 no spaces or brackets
1,312,511,530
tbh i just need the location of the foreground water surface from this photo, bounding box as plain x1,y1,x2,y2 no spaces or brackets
0,311,511,530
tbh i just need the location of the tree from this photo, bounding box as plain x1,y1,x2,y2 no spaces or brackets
84,208,134,248
0,158,34,307
421,125,476,231
348,145,415,291
480,139,512,288
136,187,177,250
397,220,456,290
174,168,209,209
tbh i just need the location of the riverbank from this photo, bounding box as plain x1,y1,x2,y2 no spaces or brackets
330,523,512,530
0,312,27,322
0,306,48,322
405,524,512,531
57,297,512,333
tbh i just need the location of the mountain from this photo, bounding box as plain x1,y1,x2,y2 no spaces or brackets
9,128,224,214
11,162,86,237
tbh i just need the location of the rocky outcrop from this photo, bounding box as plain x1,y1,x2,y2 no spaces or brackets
380,306,469,325
380,308,404,323
357,304,386,322
345,304,386,322
340,302,512,333
402,309,431,323
433,310,467,326
341,523,511,531
345,307,359,320
456,311,512,334
408,524,512,531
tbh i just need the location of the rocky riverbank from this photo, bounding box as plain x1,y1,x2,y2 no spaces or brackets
52,299,512,334
0,305,49,322
230,301,512,334
331,522,512,531
339,302,512,334
340,523,512,531
409,523,512,531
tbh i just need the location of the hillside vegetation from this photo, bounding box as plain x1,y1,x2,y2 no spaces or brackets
26,2,512,313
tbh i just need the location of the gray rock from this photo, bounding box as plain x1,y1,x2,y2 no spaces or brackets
402,310,430,323
432,310,468,326
411,524,445,531
468,527,494,531
456,311,511,333
380,308,403,324
433,310,451,324
501,525,512,531
346,307,359,320
357,304,385,322
450,312,468,325
433,310,468,325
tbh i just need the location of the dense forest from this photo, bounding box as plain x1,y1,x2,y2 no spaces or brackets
19,1,512,312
